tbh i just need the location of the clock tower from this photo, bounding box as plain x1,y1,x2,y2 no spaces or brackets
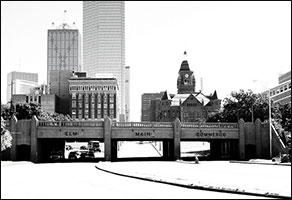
177,51,196,94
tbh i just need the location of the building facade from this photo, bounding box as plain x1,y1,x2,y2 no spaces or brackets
47,22,81,93
7,71,38,104
148,54,221,122
50,70,74,115
141,92,165,122
262,71,291,105
83,1,128,121
11,94,58,114
68,74,118,120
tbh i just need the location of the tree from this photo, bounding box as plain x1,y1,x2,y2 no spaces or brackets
1,118,12,151
206,89,283,123
207,89,269,123
1,102,73,121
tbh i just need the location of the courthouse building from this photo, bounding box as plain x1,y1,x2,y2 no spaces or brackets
149,53,221,122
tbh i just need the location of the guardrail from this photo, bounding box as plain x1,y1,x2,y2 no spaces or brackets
112,122,173,128
38,120,238,129
181,122,238,129
38,121,104,127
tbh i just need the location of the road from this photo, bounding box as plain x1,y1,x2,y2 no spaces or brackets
1,161,270,199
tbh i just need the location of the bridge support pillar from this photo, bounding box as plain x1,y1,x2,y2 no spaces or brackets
30,116,39,163
104,117,112,161
238,118,245,160
10,115,18,161
255,119,262,158
173,118,181,160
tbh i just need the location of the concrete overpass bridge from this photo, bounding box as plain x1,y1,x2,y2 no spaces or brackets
6,115,286,163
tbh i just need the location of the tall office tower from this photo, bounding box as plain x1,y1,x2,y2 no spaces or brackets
83,1,128,121
47,15,81,93
124,66,130,121
7,71,38,103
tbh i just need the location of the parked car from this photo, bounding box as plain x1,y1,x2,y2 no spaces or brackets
80,151,95,159
49,151,64,161
68,151,81,160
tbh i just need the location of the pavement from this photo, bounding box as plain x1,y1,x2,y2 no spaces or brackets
95,160,291,199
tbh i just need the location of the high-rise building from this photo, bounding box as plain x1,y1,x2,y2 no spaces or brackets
7,71,38,103
83,1,128,121
47,18,81,93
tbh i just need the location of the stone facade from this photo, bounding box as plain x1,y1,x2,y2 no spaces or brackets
68,73,118,120
150,55,221,122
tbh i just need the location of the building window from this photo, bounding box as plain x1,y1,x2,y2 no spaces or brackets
110,97,114,103
78,94,83,100
284,85,288,91
104,104,107,109
280,87,283,92
110,110,114,115
110,104,114,109
72,100,76,108
38,96,41,104
30,96,33,102
72,93,76,99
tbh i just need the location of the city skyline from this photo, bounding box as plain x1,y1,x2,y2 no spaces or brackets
1,1,291,122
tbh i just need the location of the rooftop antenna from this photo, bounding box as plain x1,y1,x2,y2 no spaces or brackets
62,10,68,29
183,51,187,60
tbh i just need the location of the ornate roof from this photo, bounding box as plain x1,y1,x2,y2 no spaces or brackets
179,60,190,72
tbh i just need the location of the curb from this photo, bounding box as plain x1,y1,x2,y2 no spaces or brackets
230,161,291,166
95,165,290,199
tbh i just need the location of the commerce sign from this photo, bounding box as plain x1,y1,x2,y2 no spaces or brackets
195,130,227,138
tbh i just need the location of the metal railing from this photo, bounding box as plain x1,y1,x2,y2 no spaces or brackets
38,121,104,127
38,120,238,129
181,122,238,129
112,122,173,128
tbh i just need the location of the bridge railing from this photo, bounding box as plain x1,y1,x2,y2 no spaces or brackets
112,122,173,128
181,122,238,129
38,121,104,127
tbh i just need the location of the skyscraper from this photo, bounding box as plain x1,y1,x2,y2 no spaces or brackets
47,16,81,93
83,1,128,121
7,71,38,103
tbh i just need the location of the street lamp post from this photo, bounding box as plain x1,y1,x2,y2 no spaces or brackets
268,89,272,158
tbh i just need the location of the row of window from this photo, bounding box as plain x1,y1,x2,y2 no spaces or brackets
270,82,291,97
70,85,117,91
26,95,41,104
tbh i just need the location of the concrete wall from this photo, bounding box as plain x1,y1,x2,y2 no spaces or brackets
7,116,286,162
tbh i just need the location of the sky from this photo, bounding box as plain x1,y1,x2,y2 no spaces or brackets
1,1,291,122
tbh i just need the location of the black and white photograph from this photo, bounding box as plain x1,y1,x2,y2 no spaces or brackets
1,1,291,199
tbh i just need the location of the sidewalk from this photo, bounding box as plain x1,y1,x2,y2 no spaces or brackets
95,160,291,198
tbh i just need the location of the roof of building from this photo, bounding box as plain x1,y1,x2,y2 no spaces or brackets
179,60,190,72
161,90,172,100
170,92,212,107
